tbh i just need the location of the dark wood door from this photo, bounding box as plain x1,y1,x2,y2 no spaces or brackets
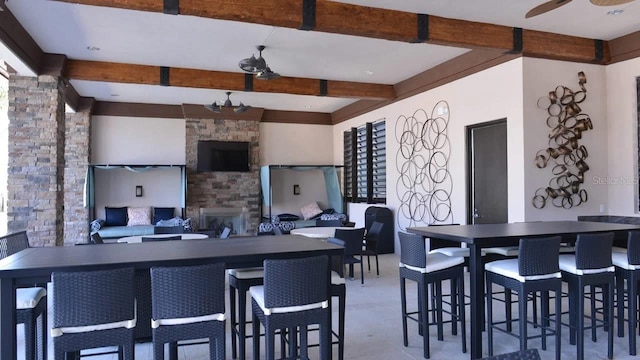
467,120,508,224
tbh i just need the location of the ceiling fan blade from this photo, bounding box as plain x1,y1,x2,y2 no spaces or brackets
525,0,572,18
590,0,634,5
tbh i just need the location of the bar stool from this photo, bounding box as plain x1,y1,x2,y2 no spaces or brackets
150,263,226,360
484,236,562,359
612,230,640,356
398,232,466,359
51,267,136,360
250,255,331,360
559,232,615,360
229,267,264,360
0,231,48,360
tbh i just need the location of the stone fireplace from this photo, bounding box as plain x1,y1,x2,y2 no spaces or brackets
199,207,249,236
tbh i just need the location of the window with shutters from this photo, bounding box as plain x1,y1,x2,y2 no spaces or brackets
343,119,386,203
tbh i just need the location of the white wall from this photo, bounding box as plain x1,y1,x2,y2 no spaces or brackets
522,59,608,220
605,57,640,216
334,58,527,252
266,168,329,217
91,116,185,165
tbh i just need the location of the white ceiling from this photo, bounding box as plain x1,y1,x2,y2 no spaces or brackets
3,0,640,114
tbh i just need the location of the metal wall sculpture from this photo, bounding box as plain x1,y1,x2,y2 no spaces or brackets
395,101,453,230
532,71,592,209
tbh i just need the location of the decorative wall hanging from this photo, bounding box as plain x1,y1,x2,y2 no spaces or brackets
532,71,592,209
395,101,453,230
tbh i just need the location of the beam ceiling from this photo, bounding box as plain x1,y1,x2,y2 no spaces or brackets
53,0,610,64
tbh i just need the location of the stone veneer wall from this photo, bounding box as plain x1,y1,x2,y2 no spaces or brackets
63,111,91,245
7,75,65,246
185,118,260,232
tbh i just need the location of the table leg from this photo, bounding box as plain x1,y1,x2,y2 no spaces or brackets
469,244,483,359
0,277,17,360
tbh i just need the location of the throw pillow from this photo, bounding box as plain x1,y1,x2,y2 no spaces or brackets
104,207,127,226
127,207,152,226
153,207,175,224
300,202,323,220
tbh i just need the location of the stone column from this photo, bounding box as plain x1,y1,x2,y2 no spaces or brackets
7,75,65,246
64,109,91,245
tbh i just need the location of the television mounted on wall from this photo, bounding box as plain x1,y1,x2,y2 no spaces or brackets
197,140,250,172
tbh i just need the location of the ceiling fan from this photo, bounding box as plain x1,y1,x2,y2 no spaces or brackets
526,0,635,18
204,92,250,113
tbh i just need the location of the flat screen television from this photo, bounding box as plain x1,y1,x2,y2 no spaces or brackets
197,140,250,172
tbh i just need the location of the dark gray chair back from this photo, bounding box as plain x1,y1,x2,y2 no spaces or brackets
90,232,104,244
0,231,30,259
518,236,561,276
399,232,426,268
366,221,384,241
52,267,135,328
142,235,182,242
272,226,283,235
151,263,225,320
334,228,366,257
575,232,614,270
154,225,184,234
628,231,640,265
263,255,328,309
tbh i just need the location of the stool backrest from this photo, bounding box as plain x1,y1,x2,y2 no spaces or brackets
334,228,366,256
575,232,614,270
628,230,640,265
0,231,30,259
399,232,426,268
263,255,328,309
90,232,104,244
518,236,560,276
365,221,384,241
52,267,135,328
151,263,225,319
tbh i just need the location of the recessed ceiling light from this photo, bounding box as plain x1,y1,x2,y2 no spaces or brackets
86,46,100,51
607,9,623,15
365,70,374,75
304,105,313,109
110,93,120,97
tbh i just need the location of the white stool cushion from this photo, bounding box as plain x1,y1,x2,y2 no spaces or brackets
228,267,264,279
331,271,345,285
429,247,487,257
558,254,614,275
612,247,627,253
485,259,561,282
249,285,328,316
612,252,638,271
16,287,46,310
151,313,225,328
51,300,137,338
399,253,464,274
486,245,574,257
559,245,576,253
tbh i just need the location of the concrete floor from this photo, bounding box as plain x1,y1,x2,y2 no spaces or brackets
16,253,639,359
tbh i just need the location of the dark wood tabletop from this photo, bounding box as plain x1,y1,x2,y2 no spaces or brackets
0,235,343,360
408,221,640,359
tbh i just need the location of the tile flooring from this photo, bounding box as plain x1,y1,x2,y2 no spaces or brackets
16,253,637,359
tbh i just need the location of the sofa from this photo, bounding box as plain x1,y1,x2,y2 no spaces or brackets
91,206,183,239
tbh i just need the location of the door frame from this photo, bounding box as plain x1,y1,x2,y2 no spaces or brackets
465,118,507,224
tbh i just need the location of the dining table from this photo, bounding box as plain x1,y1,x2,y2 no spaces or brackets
0,234,344,360
407,220,640,360
290,226,356,239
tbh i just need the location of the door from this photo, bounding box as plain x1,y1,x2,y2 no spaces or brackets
467,120,508,224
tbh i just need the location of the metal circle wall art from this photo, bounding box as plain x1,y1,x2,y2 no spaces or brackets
395,101,453,230
532,71,592,209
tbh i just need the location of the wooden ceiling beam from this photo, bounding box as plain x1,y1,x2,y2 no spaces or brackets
64,59,395,100
53,0,609,64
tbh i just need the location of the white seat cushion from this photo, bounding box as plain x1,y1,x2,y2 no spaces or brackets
429,247,487,257
331,271,345,285
484,246,519,256
228,267,264,279
558,254,614,275
612,252,638,271
51,300,137,338
399,253,464,274
16,287,46,310
152,313,225,328
612,246,627,253
249,285,328,316
485,259,561,282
